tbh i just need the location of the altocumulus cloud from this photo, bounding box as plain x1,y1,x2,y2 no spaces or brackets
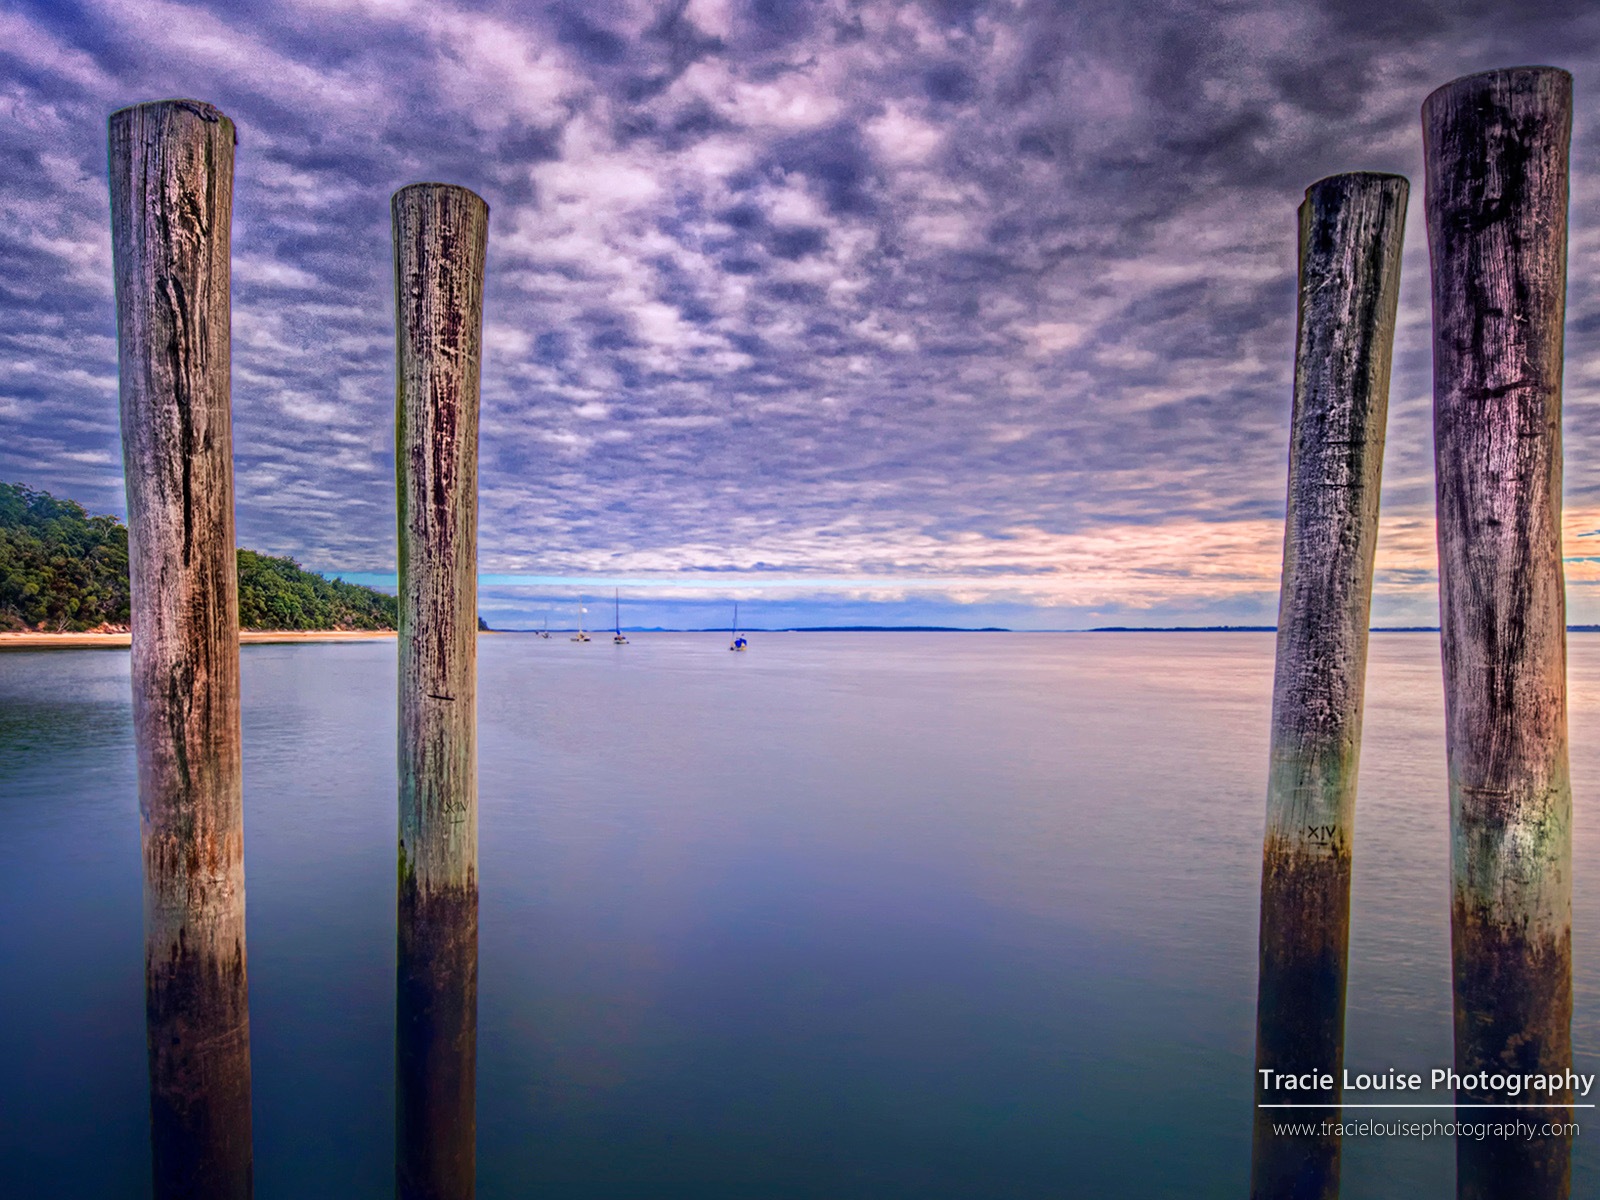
1,0,1598,627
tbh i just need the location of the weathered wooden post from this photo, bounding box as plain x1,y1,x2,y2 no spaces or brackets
1251,172,1408,1200
394,182,488,1200
1424,67,1574,1200
109,99,252,1198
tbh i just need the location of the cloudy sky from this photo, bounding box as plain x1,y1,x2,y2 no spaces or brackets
2,0,1598,629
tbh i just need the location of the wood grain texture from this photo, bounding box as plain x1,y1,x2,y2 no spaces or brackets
393,182,487,1200
1424,66,1573,1200
395,182,486,899
1251,172,1407,1200
109,98,252,1200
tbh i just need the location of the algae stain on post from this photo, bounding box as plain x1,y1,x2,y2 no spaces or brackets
393,182,488,1200
1424,66,1574,1200
1251,172,1407,1200
109,98,253,1199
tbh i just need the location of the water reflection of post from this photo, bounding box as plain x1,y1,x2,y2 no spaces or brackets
1424,68,1574,1200
1251,172,1408,1200
393,183,488,1200
109,99,253,1198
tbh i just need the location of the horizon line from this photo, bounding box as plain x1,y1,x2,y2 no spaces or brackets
484,624,1600,633
342,572,1032,590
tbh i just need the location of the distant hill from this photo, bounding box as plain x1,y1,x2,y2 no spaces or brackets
510,626,1011,633
1,482,396,633
1086,625,1460,633
236,549,396,631
669,625,1011,633
0,482,129,632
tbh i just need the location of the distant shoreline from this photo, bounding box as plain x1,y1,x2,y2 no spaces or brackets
495,625,1014,633
0,630,397,651
15,626,1600,650
499,625,1600,635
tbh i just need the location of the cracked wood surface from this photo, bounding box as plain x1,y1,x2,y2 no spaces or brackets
110,97,252,1200
1251,171,1407,1200
393,182,486,1200
1426,66,1573,1200
394,182,486,901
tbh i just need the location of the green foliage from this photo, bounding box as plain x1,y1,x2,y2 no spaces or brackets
236,549,396,631
0,482,396,633
0,482,130,631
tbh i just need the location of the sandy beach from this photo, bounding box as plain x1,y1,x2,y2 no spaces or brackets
0,630,398,651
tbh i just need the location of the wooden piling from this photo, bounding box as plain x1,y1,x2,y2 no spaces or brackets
1250,172,1408,1200
109,99,252,1199
393,183,488,1200
1424,67,1574,1200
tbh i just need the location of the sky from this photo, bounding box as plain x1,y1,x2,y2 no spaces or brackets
2,0,1598,630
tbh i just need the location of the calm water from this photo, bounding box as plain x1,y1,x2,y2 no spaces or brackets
2,632,1597,1198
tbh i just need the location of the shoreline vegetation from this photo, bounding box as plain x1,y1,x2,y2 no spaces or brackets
1,482,396,634
0,629,397,650
18,626,1600,648
9,481,1598,643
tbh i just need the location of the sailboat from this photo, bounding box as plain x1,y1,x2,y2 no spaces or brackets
729,601,748,651
570,596,590,642
537,615,551,639
612,589,628,645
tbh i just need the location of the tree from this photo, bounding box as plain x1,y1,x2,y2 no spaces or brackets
1,482,396,632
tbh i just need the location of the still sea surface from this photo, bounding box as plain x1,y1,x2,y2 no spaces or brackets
2,632,1597,1198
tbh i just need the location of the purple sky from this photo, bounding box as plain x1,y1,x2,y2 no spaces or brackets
2,0,1597,628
